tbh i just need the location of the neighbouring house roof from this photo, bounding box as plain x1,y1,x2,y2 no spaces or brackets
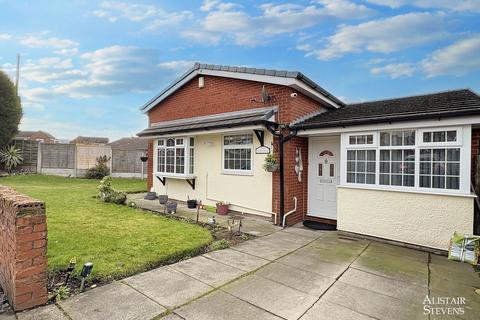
15,130,55,140
109,137,148,150
140,63,344,113
138,106,277,137
292,89,480,130
70,136,109,145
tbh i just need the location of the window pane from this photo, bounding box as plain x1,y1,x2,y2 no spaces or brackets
404,149,415,161
404,162,415,174
423,132,431,143
347,173,355,183
446,177,459,189
366,174,375,184
380,174,389,185
420,162,431,174
158,139,165,146
347,161,355,171
357,161,365,172
420,149,431,161
433,131,445,142
392,150,402,161
366,135,373,144
433,162,445,175
357,135,366,144
330,164,335,177
391,132,403,146
447,163,460,176
432,176,445,188
176,148,185,174
380,132,390,146
347,150,355,160
166,149,175,173
158,149,165,172
319,163,323,176
349,136,356,144
367,162,375,173
391,162,402,173
433,149,445,161
420,175,431,188
166,139,175,147
404,131,415,145
357,150,366,161
403,175,414,187
391,175,402,186
380,150,390,161
367,150,376,161
447,149,460,161
356,173,365,183
190,137,195,146
176,138,184,145
380,162,390,173
447,131,457,142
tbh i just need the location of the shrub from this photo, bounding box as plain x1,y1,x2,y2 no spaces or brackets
0,71,22,150
208,239,230,251
97,176,126,204
85,155,110,179
0,145,23,173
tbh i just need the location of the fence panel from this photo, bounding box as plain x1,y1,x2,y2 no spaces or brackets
41,144,75,169
12,139,39,172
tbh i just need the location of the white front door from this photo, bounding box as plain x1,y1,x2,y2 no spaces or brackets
308,136,340,220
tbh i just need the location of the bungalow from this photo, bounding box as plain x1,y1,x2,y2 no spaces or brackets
138,63,480,251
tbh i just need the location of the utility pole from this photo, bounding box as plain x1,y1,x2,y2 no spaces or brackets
15,54,20,96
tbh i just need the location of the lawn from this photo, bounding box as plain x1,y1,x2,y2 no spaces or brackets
0,174,213,281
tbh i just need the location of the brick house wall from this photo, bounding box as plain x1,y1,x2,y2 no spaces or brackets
472,128,480,188
146,74,329,225
0,186,48,311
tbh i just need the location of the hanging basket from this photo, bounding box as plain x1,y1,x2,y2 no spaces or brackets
158,195,168,204
264,164,279,172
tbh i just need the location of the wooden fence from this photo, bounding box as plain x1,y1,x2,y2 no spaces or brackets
13,139,146,178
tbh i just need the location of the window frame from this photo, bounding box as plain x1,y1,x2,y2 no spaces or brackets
155,136,195,177
222,133,254,176
341,126,470,195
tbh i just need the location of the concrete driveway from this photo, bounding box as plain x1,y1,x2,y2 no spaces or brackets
15,227,480,320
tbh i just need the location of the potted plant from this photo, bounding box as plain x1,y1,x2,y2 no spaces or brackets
158,194,168,204
216,201,230,215
263,153,279,172
187,196,197,209
166,201,177,214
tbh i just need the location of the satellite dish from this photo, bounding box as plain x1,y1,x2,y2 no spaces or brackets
261,85,271,103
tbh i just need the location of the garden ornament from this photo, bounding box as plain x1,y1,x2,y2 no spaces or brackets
295,148,303,182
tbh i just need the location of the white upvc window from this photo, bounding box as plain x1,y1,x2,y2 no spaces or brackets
156,136,194,175
342,126,469,194
222,133,254,175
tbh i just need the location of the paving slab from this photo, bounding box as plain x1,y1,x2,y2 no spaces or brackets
175,290,282,320
231,238,298,261
59,282,165,320
308,235,370,252
322,281,425,320
123,266,213,309
17,305,68,320
223,274,318,320
429,254,480,288
351,249,428,287
170,256,245,287
262,231,314,247
0,311,17,320
279,226,324,239
159,313,184,320
203,248,269,272
255,262,335,297
277,249,349,278
300,300,376,320
366,241,429,263
339,268,428,304
297,245,361,264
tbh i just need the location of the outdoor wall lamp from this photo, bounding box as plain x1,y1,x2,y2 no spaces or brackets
80,262,93,292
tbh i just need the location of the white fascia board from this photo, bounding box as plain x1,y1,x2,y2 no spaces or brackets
141,68,340,113
137,125,266,139
297,115,480,136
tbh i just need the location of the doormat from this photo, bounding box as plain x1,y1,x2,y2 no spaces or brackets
303,220,337,231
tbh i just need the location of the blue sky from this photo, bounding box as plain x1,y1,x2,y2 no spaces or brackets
0,0,479,141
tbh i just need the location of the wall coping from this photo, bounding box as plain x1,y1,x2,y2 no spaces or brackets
337,184,477,199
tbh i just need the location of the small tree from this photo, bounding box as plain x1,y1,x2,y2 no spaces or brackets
0,71,22,150
85,155,111,179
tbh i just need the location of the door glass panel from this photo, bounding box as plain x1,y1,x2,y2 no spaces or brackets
330,164,334,177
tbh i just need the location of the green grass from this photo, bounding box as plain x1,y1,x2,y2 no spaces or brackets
0,174,213,281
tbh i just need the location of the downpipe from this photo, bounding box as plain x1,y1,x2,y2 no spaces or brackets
283,197,297,228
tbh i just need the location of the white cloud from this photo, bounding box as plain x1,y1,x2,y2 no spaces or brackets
93,1,193,30
304,12,447,60
371,63,415,78
184,0,374,46
0,33,12,40
365,0,480,12
54,48,79,56
19,34,78,49
421,35,480,77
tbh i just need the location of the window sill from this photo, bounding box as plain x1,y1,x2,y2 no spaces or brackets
221,170,254,176
338,184,476,198
154,173,196,180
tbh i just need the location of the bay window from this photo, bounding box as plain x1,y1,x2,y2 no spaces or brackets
157,137,194,175
343,126,467,193
223,134,253,174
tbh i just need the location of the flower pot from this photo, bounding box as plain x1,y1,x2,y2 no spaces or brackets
187,199,197,209
265,164,279,172
144,192,157,200
216,204,229,215
158,195,168,205
166,201,177,214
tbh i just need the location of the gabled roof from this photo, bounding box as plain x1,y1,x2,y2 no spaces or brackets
292,89,480,130
109,137,148,150
70,136,109,144
16,130,55,139
140,63,344,113
138,106,276,137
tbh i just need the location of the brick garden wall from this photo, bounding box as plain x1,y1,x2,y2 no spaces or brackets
146,74,330,225
0,186,48,311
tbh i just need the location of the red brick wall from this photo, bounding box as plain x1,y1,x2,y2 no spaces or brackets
147,140,154,190
0,186,48,311
146,75,327,225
